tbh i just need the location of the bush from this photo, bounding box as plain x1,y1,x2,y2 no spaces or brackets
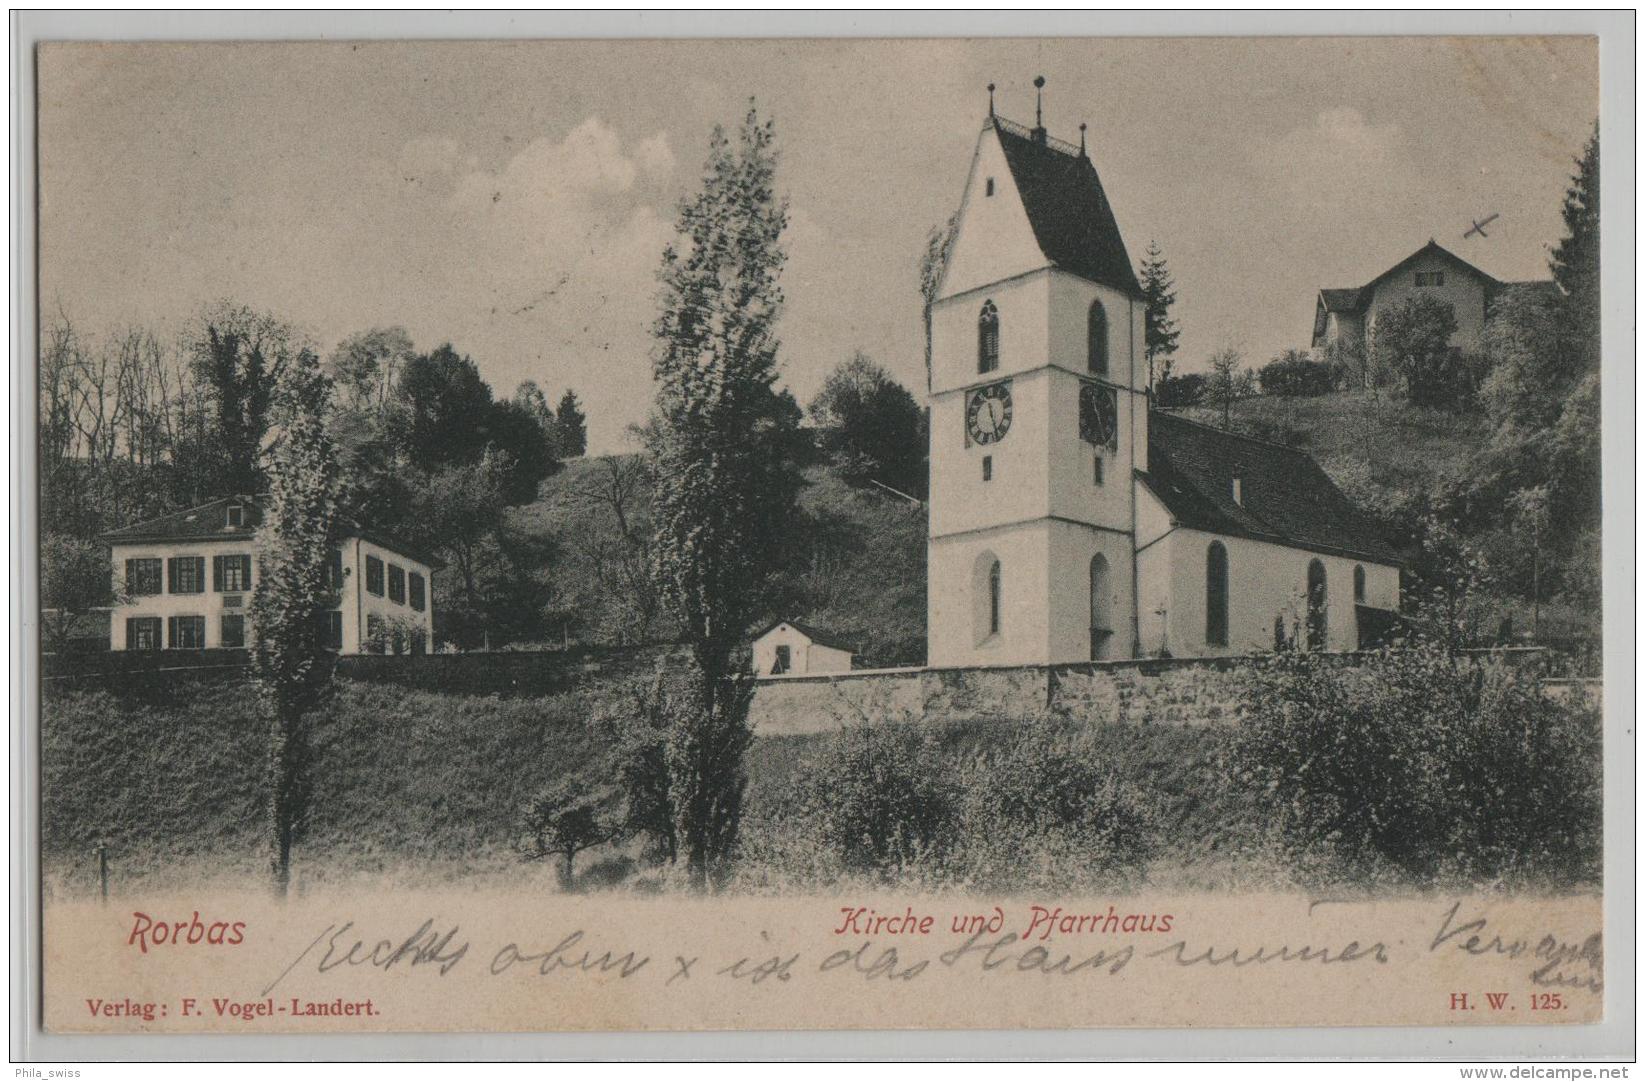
794,723,955,877
1155,372,1206,408
953,723,1157,891
1258,354,1337,397
1228,646,1601,888
740,719,1158,893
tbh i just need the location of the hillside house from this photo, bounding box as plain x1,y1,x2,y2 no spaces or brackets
751,620,854,676
925,88,1405,666
101,496,442,655
1311,239,1553,360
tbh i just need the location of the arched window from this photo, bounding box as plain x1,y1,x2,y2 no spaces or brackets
1205,542,1229,646
972,551,1002,646
1306,559,1328,651
978,301,1000,374
1087,299,1109,376
1089,554,1112,660
1353,564,1366,602
988,561,1002,637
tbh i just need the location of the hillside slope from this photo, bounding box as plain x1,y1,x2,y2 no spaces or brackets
1178,390,1489,527
516,455,928,667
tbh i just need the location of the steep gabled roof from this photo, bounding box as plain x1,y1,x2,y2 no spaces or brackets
991,116,1142,297
101,496,446,571
1138,412,1405,566
1319,240,1502,318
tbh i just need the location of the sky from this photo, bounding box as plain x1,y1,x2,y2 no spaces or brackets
38,37,1597,455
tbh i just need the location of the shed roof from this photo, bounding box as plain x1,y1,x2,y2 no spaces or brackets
751,618,856,654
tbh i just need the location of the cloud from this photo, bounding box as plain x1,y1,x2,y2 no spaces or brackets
1253,107,1413,215
634,133,675,181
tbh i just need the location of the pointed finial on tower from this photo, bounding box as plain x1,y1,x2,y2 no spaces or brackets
987,82,996,116
1034,75,1046,127
1079,122,1087,156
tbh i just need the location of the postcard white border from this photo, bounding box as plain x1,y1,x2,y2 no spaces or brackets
8,7,1635,1063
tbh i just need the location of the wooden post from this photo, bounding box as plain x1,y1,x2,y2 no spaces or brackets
96,843,108,902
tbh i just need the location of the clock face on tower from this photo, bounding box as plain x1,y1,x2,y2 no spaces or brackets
1079,380,1119,450
966,382,1013,445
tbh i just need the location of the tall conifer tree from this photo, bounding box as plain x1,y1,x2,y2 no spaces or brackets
1138,240,1180,392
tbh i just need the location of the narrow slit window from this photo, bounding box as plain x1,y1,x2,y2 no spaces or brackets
982,455,993,482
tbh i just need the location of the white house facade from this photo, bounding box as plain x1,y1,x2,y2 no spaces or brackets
1311,239,1555,360
927,103,1404,668
102,496,441,655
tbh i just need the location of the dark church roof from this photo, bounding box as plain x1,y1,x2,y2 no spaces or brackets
1138,412,1405,566
992,116,1142,297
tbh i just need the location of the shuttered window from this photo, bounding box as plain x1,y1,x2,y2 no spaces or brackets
388,564,406,604
365,556,384,596
168,556,205,594
167,615,205,649
127,617,161,651
125,558,163,596
219,614,246,648
213,554,251,592
409,572,426,612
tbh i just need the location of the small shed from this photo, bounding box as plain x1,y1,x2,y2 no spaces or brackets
751,619,854,676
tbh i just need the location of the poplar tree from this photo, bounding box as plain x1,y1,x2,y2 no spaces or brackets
1138,240,1180,392
647,102,798,888
250,347,341,897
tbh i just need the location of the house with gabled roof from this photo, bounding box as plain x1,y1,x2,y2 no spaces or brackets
751,619,855,676
926,83,1405,666
101,495,442,655
1311,238,1554,361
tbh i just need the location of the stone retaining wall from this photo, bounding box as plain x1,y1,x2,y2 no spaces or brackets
746,648,1557,737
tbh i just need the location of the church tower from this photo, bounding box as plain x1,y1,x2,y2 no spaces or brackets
927,81,1148,666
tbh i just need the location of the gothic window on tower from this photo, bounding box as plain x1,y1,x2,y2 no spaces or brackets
982,455,992,482
1093,456,1104,486
1206,541,1229,647
973,552,1002,646
1087,299,1109,375
978,300,999,373
1353,564,1366,602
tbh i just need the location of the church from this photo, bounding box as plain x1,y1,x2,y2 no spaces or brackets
926,86,1404,667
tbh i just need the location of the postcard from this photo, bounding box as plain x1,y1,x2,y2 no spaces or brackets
30,34,1614,1038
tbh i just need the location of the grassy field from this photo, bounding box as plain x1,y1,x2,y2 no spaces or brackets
41,678,598,893
42,675,1244,896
